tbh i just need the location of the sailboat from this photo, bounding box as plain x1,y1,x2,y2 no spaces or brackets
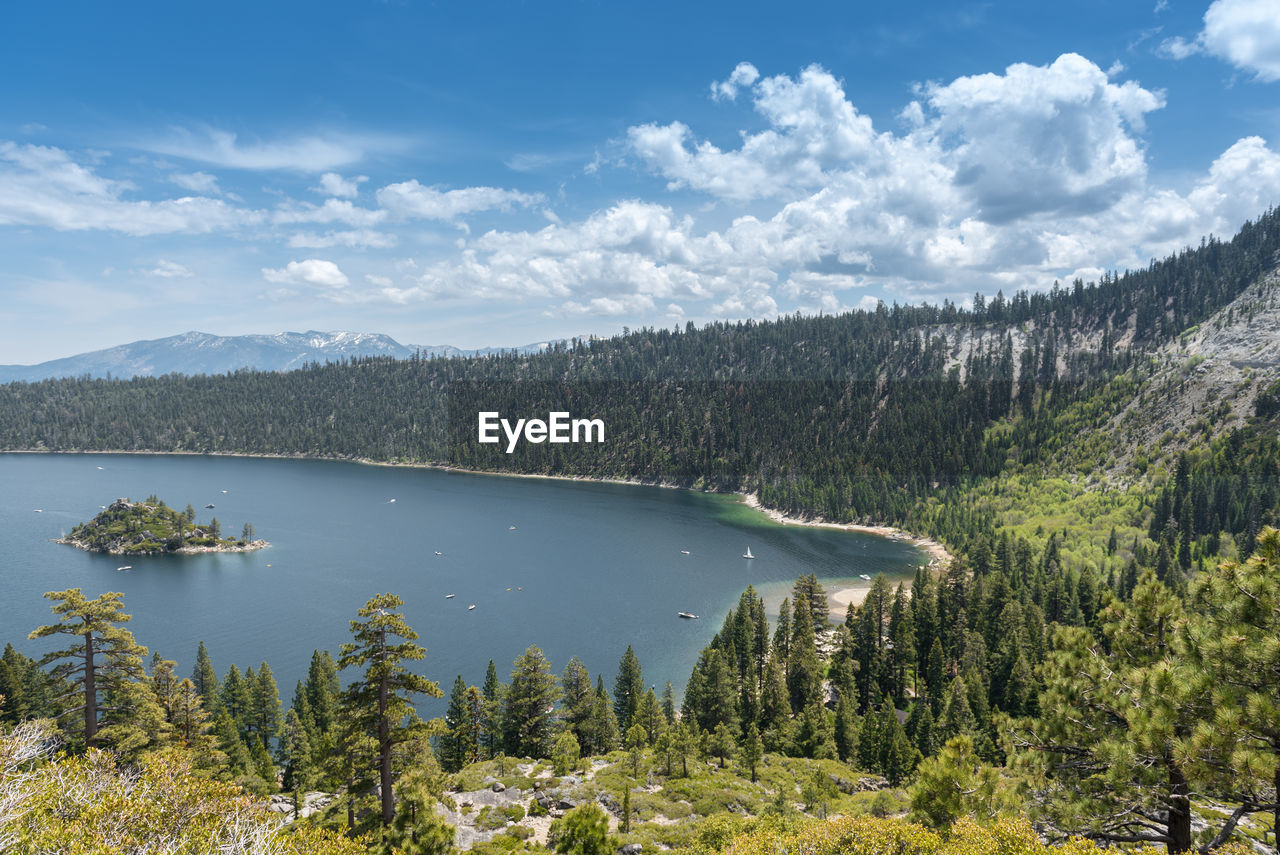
743,546,755,559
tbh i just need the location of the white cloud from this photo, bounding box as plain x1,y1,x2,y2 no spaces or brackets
711,62,760,101
273,198,386,228
316,172,367,198
1203,0,1280,81
922,52,1164,222
352,55,1277,321
145,128,380,171
1160,0,1280,81
262,259,350,289
0,141,259,235
630,64,888,202
287,229,397,249
376,180,543,220
170,171,221,194
145,259,194,278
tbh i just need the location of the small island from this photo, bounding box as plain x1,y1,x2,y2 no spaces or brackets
57,496,269,556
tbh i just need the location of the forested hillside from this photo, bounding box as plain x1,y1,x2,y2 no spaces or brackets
1,210,1277,532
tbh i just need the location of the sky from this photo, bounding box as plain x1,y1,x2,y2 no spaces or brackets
1,0,1279,363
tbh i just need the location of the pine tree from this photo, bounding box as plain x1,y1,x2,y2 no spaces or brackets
925,638,945,711
786,600,822,714
613,646,643,732
759,655,790,750
305,649,340,736
553,730,581,776
671,721,695,777
792,698,836,760
660,682,677,724
833,692,859,763
281,708,314,820
501,646,560,758
708,722,736,768
634,688,666,744
220,664,252,735
561,656,594,746
337,593,443,826
909,734,1002,828
625,723,648,775
585,677,620,755
28,588,156,751
480,659,501,759
440,675,473,773
191,641,219,712
1011,572,1198,852
171,677,221,766
740,722,763,782
1179,528,1280,848
249,662,283,749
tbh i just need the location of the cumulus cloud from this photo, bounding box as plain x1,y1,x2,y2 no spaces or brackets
1203,0,1280,81
631,64,888,201
1160,0,1280,81
262,259,350,289
376,180,543,220
316,172,367,198
0,141,259,235
359,54,1280,321
711,62,760,101
921,52,1164,222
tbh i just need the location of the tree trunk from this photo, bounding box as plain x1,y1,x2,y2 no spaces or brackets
83,631,97,748
379,630,394,826
1167,765,1192,854
1273,762,1279,854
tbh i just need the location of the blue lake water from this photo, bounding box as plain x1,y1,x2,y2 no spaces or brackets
0,453,922,714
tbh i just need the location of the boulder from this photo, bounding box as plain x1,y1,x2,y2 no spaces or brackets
492,781,506,793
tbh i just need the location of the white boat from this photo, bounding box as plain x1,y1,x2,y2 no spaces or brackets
678,612,699,619
388,498,396,503
445,594,456,599
468,604,476,611
508,525,516,531
859,574,872,581
743,547,754,559
680,549,690,555
117,565,132,571
33,509,42,513
434,551,443,556
96,466,104,470
221,490,227,494
205,504,215,509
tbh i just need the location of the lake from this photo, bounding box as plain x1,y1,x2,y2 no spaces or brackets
0,453,923,715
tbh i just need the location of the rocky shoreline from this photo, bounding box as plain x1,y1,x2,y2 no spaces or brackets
56,536,270,556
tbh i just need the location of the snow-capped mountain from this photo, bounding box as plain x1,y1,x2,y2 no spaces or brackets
0,331,560,383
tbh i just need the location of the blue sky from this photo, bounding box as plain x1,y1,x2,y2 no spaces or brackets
2,0,1278,362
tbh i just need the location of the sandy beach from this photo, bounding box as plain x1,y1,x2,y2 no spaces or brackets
739,493,953,614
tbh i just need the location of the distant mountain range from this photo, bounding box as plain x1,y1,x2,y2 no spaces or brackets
0,330,564,383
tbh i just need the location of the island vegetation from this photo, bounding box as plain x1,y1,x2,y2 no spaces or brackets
57,495,265,556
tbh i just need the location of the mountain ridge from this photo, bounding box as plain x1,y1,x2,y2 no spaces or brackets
0,330,568,383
